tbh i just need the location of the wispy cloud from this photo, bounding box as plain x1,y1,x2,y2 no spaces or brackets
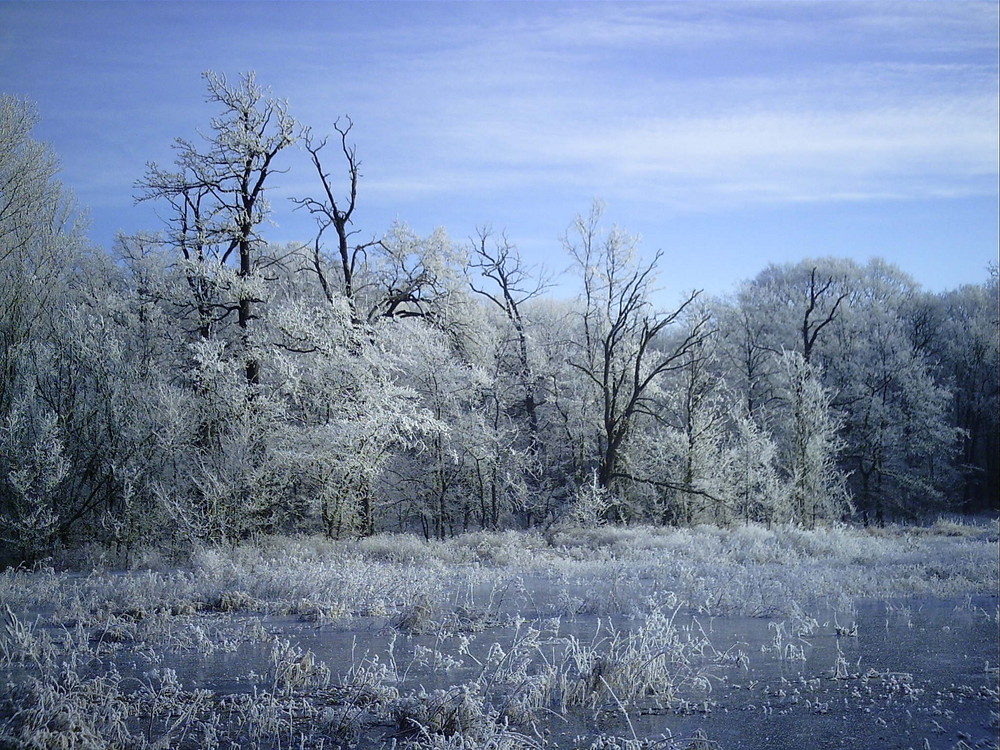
1,0,996,289
277,2,997,213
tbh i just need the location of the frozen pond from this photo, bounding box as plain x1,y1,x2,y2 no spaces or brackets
9,592,997,749
1,525,997,749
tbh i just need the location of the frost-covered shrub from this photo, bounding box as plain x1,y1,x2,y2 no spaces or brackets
567,472,613,527
270,638,330,694
445,529,549,566
393,685,488,739
360,532,434,564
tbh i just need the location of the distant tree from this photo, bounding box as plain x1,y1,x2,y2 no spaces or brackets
38,254,176,556
615,311,738,526
827,261,957,522
730,260,850,369
734,258,958,523
0,396,66,560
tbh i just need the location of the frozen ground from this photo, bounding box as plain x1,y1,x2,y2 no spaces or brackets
1,520,997,749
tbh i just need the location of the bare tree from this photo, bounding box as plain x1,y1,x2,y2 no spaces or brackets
565,203,710,506
292,126,461,327
292,118,382,320
468,226,550,447
800,267,848,364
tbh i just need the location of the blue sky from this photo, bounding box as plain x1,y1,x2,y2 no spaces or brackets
1,1,997,302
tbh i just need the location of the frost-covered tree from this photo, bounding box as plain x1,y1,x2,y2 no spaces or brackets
372,316,530,538
776,351,850,526
922,276,999,511
723,409,789,525
733,258,959,523
622,317,732,526
516,297,593,521
468,227,551,451
0,96,95,559
563,202,709,515
0,101,176,560
293,116,470,331
269,296,445,537
366,222,468,323
5,72,994,558
664,326,730,523
128,73,300,542
0,396,66,559
714,297,782,424
135,71,297,387
0,96,83,418
736,261,850,365
823,261,957,522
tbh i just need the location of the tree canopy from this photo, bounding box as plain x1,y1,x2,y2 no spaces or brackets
1,78,996,564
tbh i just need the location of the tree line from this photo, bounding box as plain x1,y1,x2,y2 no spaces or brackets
1,75,996,563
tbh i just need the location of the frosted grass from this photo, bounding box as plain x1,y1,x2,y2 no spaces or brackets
0,521,996,749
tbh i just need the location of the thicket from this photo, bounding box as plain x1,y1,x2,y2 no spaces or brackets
1,76,997,564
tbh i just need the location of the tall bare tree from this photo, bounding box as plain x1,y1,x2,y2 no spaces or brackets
292,118,383,321
565,203,710,506
468,227,550,448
